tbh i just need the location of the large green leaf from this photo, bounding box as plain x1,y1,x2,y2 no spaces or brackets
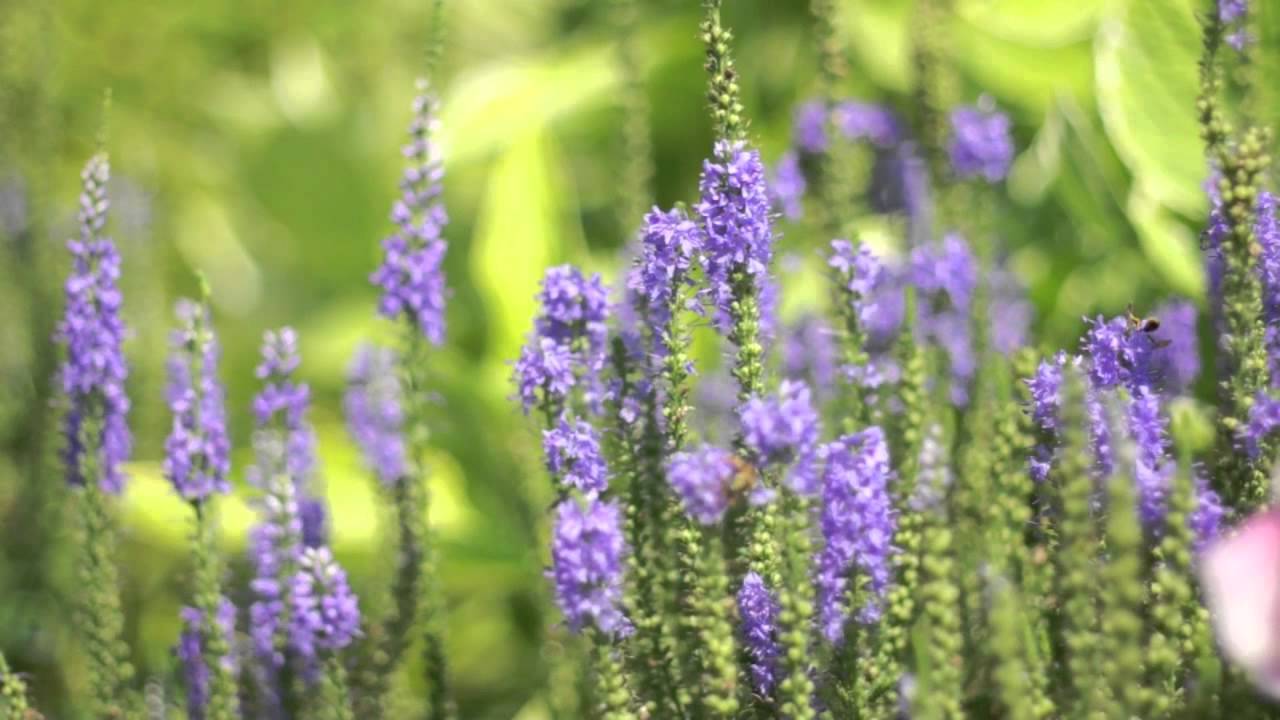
956,0,1107,48
1095,0,1206,216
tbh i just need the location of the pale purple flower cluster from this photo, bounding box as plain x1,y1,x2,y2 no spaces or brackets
548,498,631,636
696,140,775,319
833,101,902,148
739,380,821,493
344,344,406,486
1151,301,1200,395
163,300,231,502
770,151,807,221
1028,353,1067,434
1082,315,1156,391
627,206,703,351
909,424,953,514
1190,470,1226,553
176,598,237,720
737,571,781,695
989,269,1033,355
667,445,738,525
543,417,609,496
911,234,978,405
793,100,828,154
1219,0,1250,49
1128,388,1172,529
829,240,889,330
57,153,131,493
371,79,449,344
514,266,609,414
948,104,1014,182
1242,392,1280,458
815,427,896,642
782,313,838,392
290,546,361,655
248,460,303,669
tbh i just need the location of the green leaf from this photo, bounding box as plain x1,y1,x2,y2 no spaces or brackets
956,0,1107,47
1127,179,1206,300
1095,0,1206,216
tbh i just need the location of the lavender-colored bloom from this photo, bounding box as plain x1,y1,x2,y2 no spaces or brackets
57,152,131,493
1191,470,1226,553
543,417,609,496
535,265,610,357
816,427,896,643
163,300,231,502
1219,0,1250,50
299,497,328,549
667,445,738,525
176,599,237,720
344,344,406,486
770,151,807,221
738,572,781,695
1150,301,1200,395
1087,388,1115,479
783,313,838,391
371,79,449,344
829,240,890,331
1083,315,1156,392
833,102,901,148
290,546,361,656
793,100,828,154
1128,387,1172,530
1028,353,1066,433
252,329,322,506
696,140,775,320
948,103,1014,182
513,337,577,415
627,206,703,350
1242,393,1280,458
912,234,978,405
739,380,821,488
989,269,1033,355
1220,0,1247,22
548,498,631,636
248,464,303,669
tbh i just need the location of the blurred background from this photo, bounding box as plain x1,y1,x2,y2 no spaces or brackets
2,0,1279,717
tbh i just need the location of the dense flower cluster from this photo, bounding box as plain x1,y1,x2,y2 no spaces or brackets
548,498,631,636
1128,388,1172,528
542,417,609,496
1151,300,1200,394
176,599,237,720
514,266,610,414
163,300,231,502
739,380,822,493
783,313,838,391
627,206,703,350
834,101,902,148
371,79,449,344
57,152,131,493
696,140,775,319
290,547,361,655
816,427,896,640
829,240,888,328
770,151,807,220
948,103,1014,182
343,344,406,486
911,233,978,405
1219,0,1250,50
737,571,781,695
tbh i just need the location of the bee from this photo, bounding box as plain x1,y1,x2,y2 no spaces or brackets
1125,304,1172,349
727,454,759,500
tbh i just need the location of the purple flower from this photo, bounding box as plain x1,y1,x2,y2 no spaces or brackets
815,427,896,643
667,445,738,525
1191,469,1226,553
251,329,322,510
513,336,578,415
1220,0,1247,22
829,240,891,330
176,598,237,720
163,300,231,502
1087,387,1114,479
1028,353,1067,434
1082,315,1156,392
290,546,361,655
783,313,838,392
1242,392,1280,459
1219,1,1250,50
344,344,406,486
627,206,703,353
542,417,609,496
371,79,449,344
833,102,901,148
248,456,303,670
793,100,828,154
1128,387,1172,530
696,140,775,321
739,380,821,491
535,265,610,355
548,498,631,636
948,103,1014,182
57,152,131,493
911,234,978,405
770,151,807,221
1150,300,1200,395
989,269,1033,355
738,571,781,695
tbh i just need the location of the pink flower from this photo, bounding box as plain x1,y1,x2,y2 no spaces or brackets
1201,508,1280,697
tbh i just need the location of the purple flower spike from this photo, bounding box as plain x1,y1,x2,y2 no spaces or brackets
816,428,896,643
513,336,577,414
1191,469,1226,553
793,100,828,154
833,102,901,148
739,380,822,492
1028,353,1066,434
371,79,449,344
548,498,631,637
696,140,775,321
543,417,610,496
177,598,237,720
164,300,231,502
1149,300,1200,395
1082,315,1156,392
57,152,131,493
1242,393,1280,459
948,103,1014,182
290,546,361,655
344,344,406,486
628,206,703,352
667,445,739,525
1128,387,1173,530
783,313,838,392
738,572,781,696
911,234,978,406
535,265,610,356
770,151,807,221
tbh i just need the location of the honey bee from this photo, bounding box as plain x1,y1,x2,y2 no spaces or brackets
727,454,759,500
1125,304,1172,349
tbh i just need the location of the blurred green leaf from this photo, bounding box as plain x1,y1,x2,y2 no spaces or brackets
1127,178,1206,300
957,0,1107,47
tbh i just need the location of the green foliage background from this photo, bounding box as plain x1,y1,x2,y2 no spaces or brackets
2,0,1279,716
